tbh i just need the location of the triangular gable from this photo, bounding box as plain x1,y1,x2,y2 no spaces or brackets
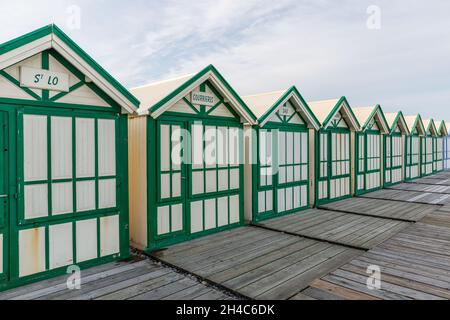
405,115,425,136
132,65,256,124
385,112,410,135
243,86,320,130
423,119,438,137
354,105,389,134
437,120,448,137
309,97,360,131
0,24,139,113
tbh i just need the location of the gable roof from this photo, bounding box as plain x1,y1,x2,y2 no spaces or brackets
382,112,410,135
422,118,438,136
0,24,139,114
352,105,389,134
308,97,360,130
242,86,320,130
437,120,448,137
404,114,425,136
384,111,408,134
446,122,450,135
131,65,257,124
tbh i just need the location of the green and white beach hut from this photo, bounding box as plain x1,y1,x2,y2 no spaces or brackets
445,122,450,170
435,120,448,172
404,115,425,180
383,112,410,187
353,105,390,195
308,98,360,205
242,87,321,223
421,119,438,176
128,65,257,251
0,25,139,290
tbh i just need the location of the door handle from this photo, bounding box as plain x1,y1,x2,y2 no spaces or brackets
0,195,7,199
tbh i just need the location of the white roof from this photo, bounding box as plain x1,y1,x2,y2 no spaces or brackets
352,106,377,127
242,90,286,119
384,112,399,128
308,98,341,124
130,74,194,114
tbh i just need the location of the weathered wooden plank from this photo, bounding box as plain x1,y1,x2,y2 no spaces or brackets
307,279,380,300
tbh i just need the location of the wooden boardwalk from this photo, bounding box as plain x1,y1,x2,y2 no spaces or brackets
152,227,362,300
301,217,450,300
0,257,235,300
257,209,410,250
389,183,450,194
319,198,436,221
361,189,450,205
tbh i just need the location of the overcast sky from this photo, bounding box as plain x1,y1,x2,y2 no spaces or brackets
1,0,449,120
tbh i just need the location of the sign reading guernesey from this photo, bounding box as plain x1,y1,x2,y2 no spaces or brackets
191,91,216,106
20,67,70,92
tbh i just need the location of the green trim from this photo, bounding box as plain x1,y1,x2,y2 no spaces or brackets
257,86,321,129
388,112,410,135
322,96,361,130
148,65,256,123
0,71,42,101
359,105,389,134
0,24,139,110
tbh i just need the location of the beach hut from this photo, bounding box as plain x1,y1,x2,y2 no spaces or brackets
242,87,321,222
308,98,360,205
0,25,139,290
421,119,438,176
404,115,425,180
383,112,410,186
128,65,257,251
445,122,450,170
353,106,390,195
435,121,448,172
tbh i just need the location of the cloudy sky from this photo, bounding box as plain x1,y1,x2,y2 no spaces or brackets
1,0,449,120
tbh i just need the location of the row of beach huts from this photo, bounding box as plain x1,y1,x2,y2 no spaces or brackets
0,25,449,290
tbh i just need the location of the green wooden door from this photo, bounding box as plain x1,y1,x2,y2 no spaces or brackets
356,131,381,194
255,127,309,222
317,129,351,205
405,135,420,180
384,134,403,186
421,136,433,176
154,119,243,247
0,111,8,283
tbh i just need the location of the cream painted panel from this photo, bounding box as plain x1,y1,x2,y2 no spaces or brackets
52,182,73,215
191,201,203,233
160,125,170,171
218,197,228,227
76,118,95,178
24,115,47,182
0,234,3,274
0,76,36,99
19,227,46,277
76,180,96,212
48,54,79,88
258,192,265,213
208,104,235,118
171,204,183,232
204,199,216,230
172,173,181,197
157,206,170,235
98,119,116,177
192,172,204,195
266,191,273,211
99,179,116,209
229,128,240,166
57,85,110,107
51,116,72,179
169,99,197,114
100,215,120,257
229,195,240,224
24,184,48,219
278,189,285,213
230,169,240,189
285,188,293,211
205,170,217,193
76,219,98,263
218,169,229,191
49,223,73,269
160,174,170,199
4,53,42,97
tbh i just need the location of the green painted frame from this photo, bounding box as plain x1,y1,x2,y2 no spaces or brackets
316,127,352,206
252,120,310,223
383,132,403,187
355,130,383,195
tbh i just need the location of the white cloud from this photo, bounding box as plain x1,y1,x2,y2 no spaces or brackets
1,0,450,120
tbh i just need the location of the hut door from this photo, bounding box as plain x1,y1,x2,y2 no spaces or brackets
384,134,402,186
156,121,187,240
317,130,351,204
0,111,9,282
